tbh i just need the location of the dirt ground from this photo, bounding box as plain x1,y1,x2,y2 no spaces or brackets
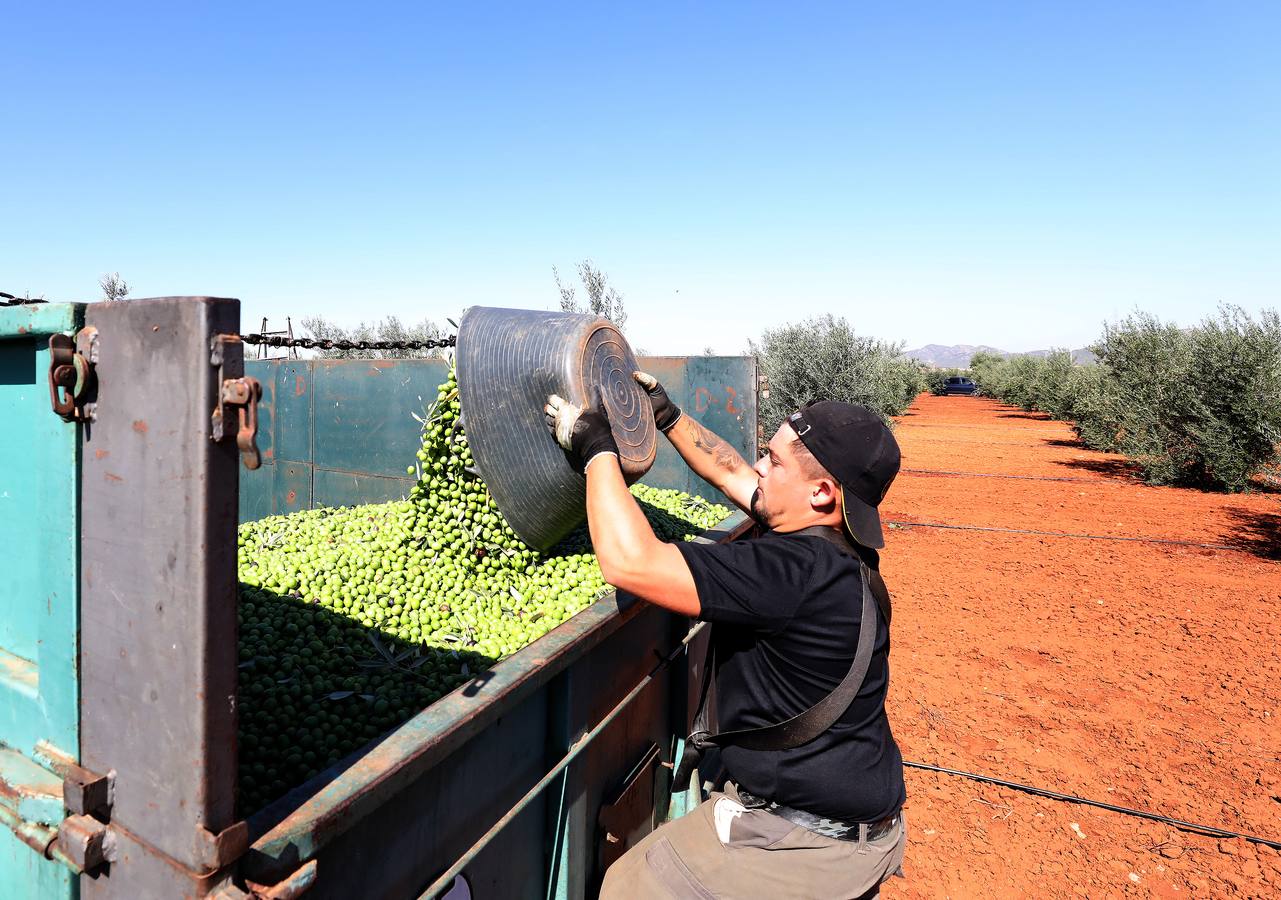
878,394,1281,899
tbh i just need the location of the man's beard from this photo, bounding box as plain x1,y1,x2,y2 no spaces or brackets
750,486,768,524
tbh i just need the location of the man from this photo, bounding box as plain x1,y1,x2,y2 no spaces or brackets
544,372,906,900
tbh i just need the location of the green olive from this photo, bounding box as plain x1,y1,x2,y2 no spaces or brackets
234,365,729,813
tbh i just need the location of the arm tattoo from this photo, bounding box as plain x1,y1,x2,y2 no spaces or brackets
687,419,746,472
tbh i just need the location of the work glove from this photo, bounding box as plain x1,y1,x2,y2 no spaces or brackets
544,387,619,474
632,371,683,433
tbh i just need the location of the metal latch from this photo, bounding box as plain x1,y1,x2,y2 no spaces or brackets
48,327,99,422
211,334,263,470
0,744,116,875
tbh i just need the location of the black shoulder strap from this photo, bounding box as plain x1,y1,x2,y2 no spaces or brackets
673,527,891,789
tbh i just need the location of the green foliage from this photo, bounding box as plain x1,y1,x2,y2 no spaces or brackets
751,314,925,431
968,350,1012,398
1085,306,1281,491
1185,306,1281,490
970,306,1281,492
1062,364,1120,452
555,260,628,332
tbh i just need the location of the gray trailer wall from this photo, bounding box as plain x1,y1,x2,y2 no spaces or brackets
239,356,758,523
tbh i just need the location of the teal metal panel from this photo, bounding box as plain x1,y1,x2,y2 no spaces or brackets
637,356,758,509
312,469,416,509
248,358,276,464
274,359,314,465
0,303,83,900
239,360,278,523
236,355,755,524
276,462,312,516
311,358,447,477
239,470,275,524
0,830,76,900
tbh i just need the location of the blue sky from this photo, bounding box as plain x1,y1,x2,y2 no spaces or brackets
3,2,1277,354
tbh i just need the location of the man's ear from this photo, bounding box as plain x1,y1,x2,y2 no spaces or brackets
809,478,840,511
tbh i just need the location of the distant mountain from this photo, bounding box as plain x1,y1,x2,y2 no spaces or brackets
905,344,1007,368
906,344,1097,368
1022,347,1098,365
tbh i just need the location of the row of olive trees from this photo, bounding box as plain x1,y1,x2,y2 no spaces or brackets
970,306,1281,492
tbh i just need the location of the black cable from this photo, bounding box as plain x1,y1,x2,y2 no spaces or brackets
901,468,1131,486
885,519,1236,552
904,761,1281,850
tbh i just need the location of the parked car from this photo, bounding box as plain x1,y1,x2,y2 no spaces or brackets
943,376,977,395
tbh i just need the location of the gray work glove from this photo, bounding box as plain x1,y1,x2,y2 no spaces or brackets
632,371,683,433
544,387,619,474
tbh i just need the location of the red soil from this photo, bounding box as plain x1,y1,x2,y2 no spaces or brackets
880,395,1281,899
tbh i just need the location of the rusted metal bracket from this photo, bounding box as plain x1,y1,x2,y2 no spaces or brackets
210,860,318,900
196,818,250,871
48,326,99,422
0,796,113,876
245,860,320,899
55,813,115,871
757,372,770,452
35,741,114,818
211,334,263,470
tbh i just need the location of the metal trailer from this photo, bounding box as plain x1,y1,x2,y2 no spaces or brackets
1,296,760,899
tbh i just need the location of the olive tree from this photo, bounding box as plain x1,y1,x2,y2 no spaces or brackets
751,314,924,431
554,260,627,332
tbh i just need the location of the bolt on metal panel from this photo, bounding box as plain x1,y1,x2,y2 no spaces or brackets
79,297,242,892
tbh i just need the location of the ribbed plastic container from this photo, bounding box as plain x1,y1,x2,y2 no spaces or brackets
456,306,657,550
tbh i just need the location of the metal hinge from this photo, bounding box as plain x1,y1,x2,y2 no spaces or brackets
0,743,117,874
757,373,770,451
211,334,263,470
48,327,99,423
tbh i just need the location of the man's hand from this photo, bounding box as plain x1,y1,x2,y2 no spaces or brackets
544,388,619,474
633,371,683,433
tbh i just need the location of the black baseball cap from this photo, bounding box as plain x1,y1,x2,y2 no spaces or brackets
786,400,901,549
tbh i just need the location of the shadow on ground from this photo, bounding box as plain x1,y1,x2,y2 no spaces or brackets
999,411,1053,420
1040,436,1144,482
1052,457,1143,480
1222,508,1281,561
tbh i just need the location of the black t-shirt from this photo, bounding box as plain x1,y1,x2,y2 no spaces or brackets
676,529,905,823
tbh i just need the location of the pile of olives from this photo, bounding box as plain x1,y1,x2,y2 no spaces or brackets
236,367,730,812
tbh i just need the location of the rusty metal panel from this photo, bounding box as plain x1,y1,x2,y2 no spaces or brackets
275,462,312,517
311,358,447,478
549,603,681,899
273,359,313,467
79,297,241,887
270,695,549,900
637,356,758,508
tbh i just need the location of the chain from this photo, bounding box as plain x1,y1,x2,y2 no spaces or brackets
238,333,457,352
0,292,47,307
0,293,457,352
